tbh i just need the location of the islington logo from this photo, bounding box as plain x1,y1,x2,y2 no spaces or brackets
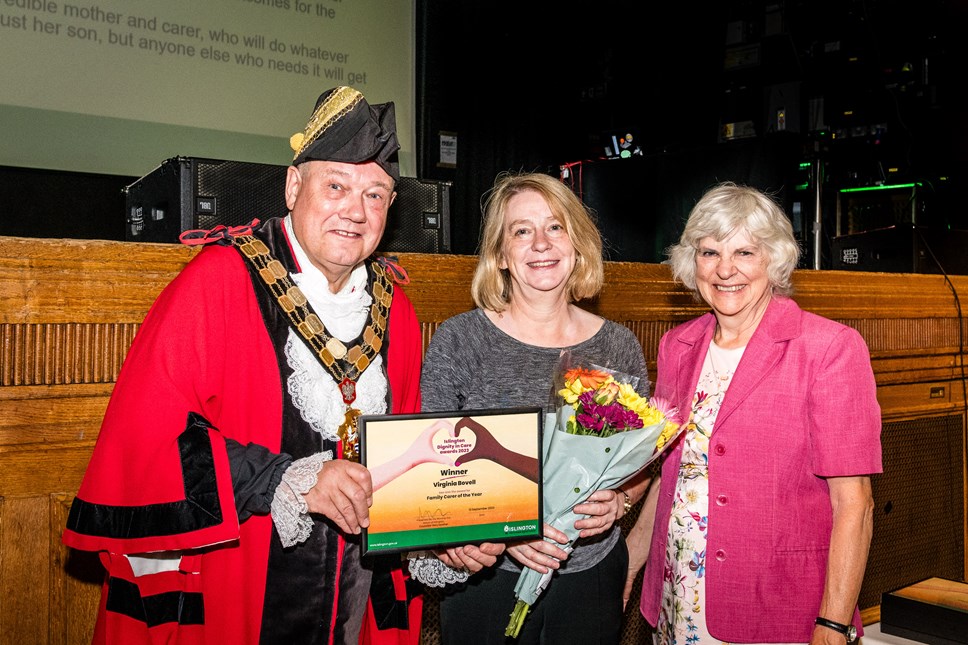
504,523,538,534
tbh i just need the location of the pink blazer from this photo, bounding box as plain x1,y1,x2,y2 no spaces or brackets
639,296,882,641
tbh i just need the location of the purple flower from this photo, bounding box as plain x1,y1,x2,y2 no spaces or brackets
575,411,605,432
577,390,597,406
603,404,644,430
573,399,645,436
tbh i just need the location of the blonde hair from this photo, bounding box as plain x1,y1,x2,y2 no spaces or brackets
471,172,604,312
666,182,801,297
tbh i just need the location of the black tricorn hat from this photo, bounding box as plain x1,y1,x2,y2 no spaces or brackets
289,86,400,182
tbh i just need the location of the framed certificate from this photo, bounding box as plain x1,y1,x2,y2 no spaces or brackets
359,407,543,555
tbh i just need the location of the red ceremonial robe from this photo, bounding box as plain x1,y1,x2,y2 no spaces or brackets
63,218,423,645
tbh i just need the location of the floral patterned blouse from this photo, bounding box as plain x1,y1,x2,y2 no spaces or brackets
655,341,743,645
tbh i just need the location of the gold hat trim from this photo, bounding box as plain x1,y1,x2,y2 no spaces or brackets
290,86,364,161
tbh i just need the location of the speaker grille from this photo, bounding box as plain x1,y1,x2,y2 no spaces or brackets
194,159,288,230
860,414,965,609
380,177,451,254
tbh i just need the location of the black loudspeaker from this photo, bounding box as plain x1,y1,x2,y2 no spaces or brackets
859,413,965,610
382,177,452,254
124,157,289,242
831,226,968,275
124,156,452,253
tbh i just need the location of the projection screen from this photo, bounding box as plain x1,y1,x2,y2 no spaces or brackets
0,0,415,177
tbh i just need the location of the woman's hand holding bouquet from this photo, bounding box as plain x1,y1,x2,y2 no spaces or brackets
504,522,571,577
504,353,683,638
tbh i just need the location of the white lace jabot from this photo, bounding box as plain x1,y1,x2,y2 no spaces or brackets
282,215,388,441
270,217,389,546
285,214,372,339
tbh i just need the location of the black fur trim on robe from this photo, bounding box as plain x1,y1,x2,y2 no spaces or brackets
66,412,222,539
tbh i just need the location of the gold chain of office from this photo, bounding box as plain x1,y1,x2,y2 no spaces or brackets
233,234,393,460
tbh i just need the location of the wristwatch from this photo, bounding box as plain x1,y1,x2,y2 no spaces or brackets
617,488,633,516
815,617,857,643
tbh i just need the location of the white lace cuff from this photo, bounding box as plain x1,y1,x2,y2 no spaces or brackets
407,551,470,588
271,451,333,548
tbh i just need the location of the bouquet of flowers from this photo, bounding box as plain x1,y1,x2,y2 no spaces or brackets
505,352,683,638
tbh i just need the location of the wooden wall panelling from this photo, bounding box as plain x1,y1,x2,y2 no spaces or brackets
1,236,966,643
0,323,139,387
0,237,198,326
1,496,48,643
51,493,100,645
0,237,199,644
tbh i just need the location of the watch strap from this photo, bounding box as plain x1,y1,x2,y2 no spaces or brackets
815,617,856,642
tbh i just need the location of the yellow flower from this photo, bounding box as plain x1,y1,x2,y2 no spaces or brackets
558,379,583,405
655,420,684,451
616,383,664,425
615,382,642,407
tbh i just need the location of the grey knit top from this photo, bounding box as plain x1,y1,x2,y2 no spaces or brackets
420,307,650,574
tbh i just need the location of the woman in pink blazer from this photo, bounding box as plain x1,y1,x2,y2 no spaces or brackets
625,182,882,644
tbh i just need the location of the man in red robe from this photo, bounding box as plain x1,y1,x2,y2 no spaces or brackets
63,86,423,645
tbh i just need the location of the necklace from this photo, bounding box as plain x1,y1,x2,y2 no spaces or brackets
707,341,746,398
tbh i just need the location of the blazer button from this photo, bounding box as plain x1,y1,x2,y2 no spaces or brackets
714,444,726,456
715,549,726,561
716,494,728,506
